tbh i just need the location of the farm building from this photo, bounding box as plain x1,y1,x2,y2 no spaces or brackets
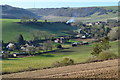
6,43,16,50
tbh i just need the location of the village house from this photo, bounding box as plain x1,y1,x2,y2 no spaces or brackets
75,34,82,38
54,37,65,43
6,43,15,50
86,23,93,26
94,21,106,25
86,21,107,26
54,38,60,43
20,46,26,51
81,35,86,39
20,43,35,51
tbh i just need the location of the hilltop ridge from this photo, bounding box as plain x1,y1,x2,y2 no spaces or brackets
1,5,38,19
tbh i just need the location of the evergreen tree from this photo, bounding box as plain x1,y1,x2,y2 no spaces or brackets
17,34,25,45
32,17,37,22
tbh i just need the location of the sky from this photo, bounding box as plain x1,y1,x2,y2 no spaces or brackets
1,0,119,8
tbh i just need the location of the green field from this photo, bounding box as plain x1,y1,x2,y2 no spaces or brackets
2,19,77,42
2,41,118,73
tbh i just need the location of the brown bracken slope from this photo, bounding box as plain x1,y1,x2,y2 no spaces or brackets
2,59,119,78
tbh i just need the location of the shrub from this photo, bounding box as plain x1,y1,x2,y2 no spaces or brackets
91,36,111,56
86,55,97,62
91,44,102,56
87,51,117,62
98,51,117,60
52,57,74,67
54,43,62,48
56,44,62,49
2,52,11,58
52,61,62,67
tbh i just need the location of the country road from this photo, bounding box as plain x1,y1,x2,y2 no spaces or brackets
2,59,119,78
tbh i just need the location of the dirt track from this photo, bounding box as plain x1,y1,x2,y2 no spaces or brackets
2,59,119,78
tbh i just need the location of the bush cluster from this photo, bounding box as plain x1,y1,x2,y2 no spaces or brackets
86,55,97,62
98,51,117,60
91,37,111,56
87,51,117,62
52,57,74,67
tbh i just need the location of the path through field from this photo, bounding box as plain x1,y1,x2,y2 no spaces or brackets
2,59,119,78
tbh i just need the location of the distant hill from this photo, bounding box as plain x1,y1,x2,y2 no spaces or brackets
28,6,118,17
1,5,118,21
0,5,39,19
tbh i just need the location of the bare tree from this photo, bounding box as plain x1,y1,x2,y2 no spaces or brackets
43,40,53,52
32,17,37,22
31,30,55,41
26,46,36,55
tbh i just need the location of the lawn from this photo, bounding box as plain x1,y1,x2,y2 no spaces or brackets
1,41,118,73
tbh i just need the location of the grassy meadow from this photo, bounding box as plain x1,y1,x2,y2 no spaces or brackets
1,19,77,42
1,41,118,73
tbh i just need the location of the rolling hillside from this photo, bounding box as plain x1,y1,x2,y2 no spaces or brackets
28,6,118,22
28,6,118,17
1,5,38,19
2,19,77,42
1,5,118,22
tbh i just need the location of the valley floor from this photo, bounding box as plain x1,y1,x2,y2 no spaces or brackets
2,59,119,78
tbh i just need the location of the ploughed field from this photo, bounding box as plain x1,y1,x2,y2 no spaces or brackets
2,59,119,78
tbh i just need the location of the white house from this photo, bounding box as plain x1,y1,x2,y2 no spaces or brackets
81,35,86,39
54,39,59,43
6,43,15,49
